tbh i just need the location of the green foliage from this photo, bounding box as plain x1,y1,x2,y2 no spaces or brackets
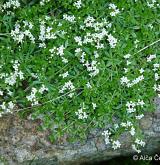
0,0,159,151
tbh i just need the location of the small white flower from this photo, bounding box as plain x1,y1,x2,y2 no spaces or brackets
0,90,3,96
126,60,131,65
102,130,111,145
75,48,82,53
124,54,131,59
120,76,130,85
135,114,144,120
130,127,135,136
107,34,117,48
147,54,156,62
124,68,128,73
92,103,97,109
8,101,14,109
139,68,144,74
109,3,120,17
137,100,145,107
86,82,92,89
75,105,88,120
39,85,48,94
74,36,82,46
155,73,159,81
73,0,82,9
60,71,69,78
112,140,121,150
132,144,141,153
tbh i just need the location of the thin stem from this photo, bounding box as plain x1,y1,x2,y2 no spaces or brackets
134,38,160,55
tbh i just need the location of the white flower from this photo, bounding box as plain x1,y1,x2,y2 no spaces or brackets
139,68,144,74
73,0,82,9
86,82,92,88
8,101,14,109
75,48,82,53
114,124,119,129
0,102,6,110
112,140,121,150
126,101,136,113
60,71,69,78
84,16,95,27
147,54,156,62
62,57,68,63
109,3,120,17
0,90,3,96
135,114,144,120
63,14,75,23
92,103,97,109
18,71,24,80
132,144,141,153
94,51,99,58
59,81,75,94
40,0,50,6
74,36,82,46
135,138,145,147
75,105,88,120
130,127,135,136
153,63,159,68
137,100,145,107
120,76,130,85
2,0,20,11
126,60,131,65
102,130,111,144
107,34,117,48
126,121,133,127
124,68,128,73
102,130,111,136
84,60,99,77
129,75,144,87
39,85,48,94
57,45,65,56
124,54,131,59
155,73,159,81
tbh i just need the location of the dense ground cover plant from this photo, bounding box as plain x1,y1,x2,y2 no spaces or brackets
0,0,159,153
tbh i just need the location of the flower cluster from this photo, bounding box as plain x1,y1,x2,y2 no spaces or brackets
147,54,156,62
73,0,82,9
63,14,76,23
147,0,159,8
0,101,15,117
132,138,146,153
126,100,145,113
119,51,159,152
3,60,24,86
120,54,146,87
11,21,35,43
109,3,120,17
59,81,75,98
26,85,48,106
112,140,121,150
102,130,111,144
83,60,100,77
75,106,88,119
1,0,20,12
49,45,68,63
40,0,51,6
39,20,58,48
26,88,39,106
102,130,121,150
1,0,159,155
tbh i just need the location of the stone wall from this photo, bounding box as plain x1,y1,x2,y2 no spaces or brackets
0,98,160,165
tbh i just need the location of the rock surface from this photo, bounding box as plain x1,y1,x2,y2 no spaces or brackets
0,98,160,165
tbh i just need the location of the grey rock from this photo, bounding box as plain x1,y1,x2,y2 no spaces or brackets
0,98,160,164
